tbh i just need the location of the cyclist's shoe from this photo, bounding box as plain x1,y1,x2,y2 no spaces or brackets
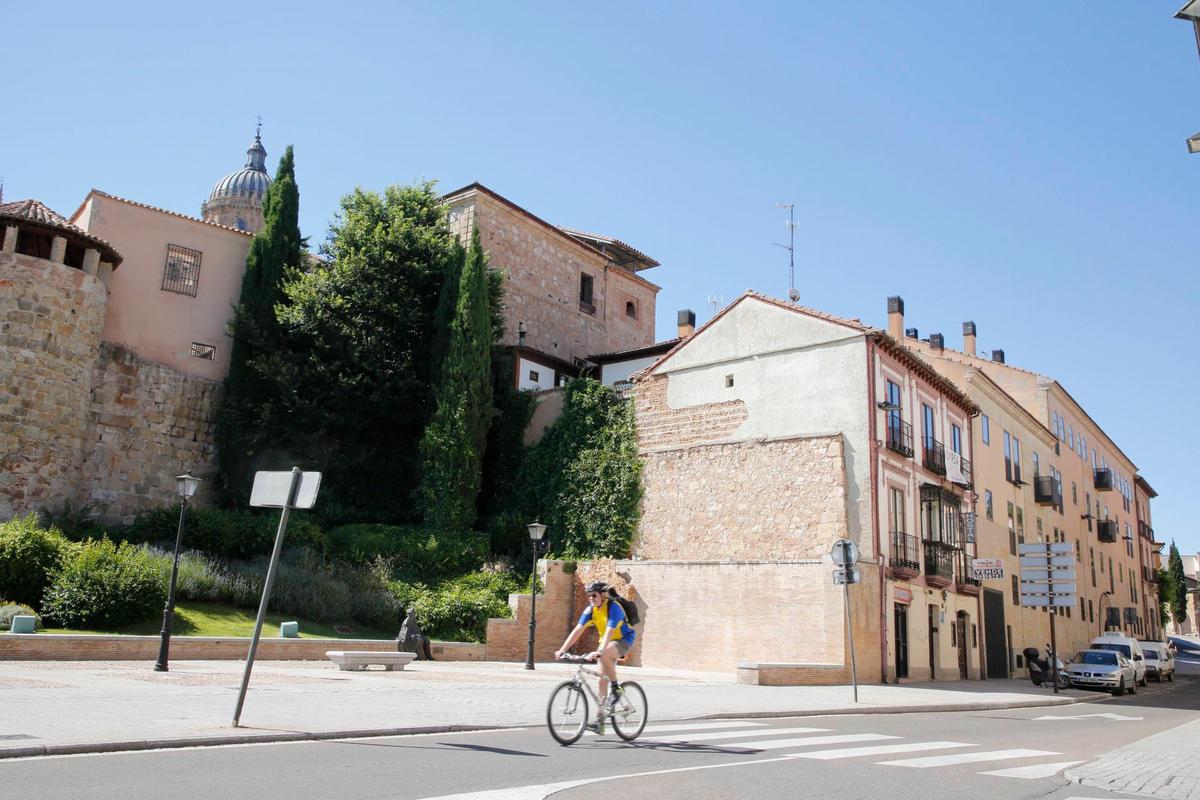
584,722,600,733
608,687,622,710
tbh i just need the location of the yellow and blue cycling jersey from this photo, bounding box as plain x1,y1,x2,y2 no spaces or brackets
579,599,636,645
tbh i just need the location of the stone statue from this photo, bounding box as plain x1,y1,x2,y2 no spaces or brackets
397,607,433,660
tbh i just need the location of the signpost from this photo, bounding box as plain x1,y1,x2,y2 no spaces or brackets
233,468,321,727
830,539,860,703
1018,541,1075,694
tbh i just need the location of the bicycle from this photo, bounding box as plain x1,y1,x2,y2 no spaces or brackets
546,654,648,745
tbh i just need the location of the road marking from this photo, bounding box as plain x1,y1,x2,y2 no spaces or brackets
640,726,830,743
1033,713,1143,721
878,748,1060,768
750,733,897,751
792,741,974,760
640,721,766,734
979,760,1084,779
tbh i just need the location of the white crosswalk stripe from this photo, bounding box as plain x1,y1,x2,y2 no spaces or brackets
878,749,1061,768
640,721,766,734
791,741,974,760
979,760,1084,779
751,733,897,751
640,726,829,743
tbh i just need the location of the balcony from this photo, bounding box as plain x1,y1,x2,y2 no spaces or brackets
1142,565,1158,584
1094,467,1114,492
885,419,914,458
1034,475,1060,507
923,439,946,476
889,531,920,578
1097,519,1118,543
923,540,956,588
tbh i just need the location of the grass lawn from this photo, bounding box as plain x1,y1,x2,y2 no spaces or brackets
41,600,396,640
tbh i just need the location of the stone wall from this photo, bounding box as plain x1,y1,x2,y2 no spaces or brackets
81,343,222,524
634,374,748,451
0,253,107,520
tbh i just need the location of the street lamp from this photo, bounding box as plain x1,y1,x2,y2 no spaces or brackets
1098,590,1114,636
154,472,201,672
525,522,548,670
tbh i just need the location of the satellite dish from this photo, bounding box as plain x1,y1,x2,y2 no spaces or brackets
787,288,800,303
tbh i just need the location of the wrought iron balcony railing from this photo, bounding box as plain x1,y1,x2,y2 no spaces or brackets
886,419,914,458
890,531,920,573
1094,467,1114,492
1097,519,1118,543
1034,475,1059,507
923,539,956,581
923,439,946,476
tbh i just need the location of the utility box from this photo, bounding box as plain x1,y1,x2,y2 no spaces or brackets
10,615,36,634
279,621,299,638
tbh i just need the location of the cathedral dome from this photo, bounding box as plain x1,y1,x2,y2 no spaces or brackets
201,129,272,232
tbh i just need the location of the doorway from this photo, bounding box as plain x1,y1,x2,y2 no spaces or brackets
894,604,909,679
956,611,969,680
983,588,1008,679
928,605,938,680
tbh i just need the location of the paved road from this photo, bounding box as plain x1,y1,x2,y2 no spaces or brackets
2,676,1196,800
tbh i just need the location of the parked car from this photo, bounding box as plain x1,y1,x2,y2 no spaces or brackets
1065,650,1137,696
1139,641,1175,682
1089,632,1147,687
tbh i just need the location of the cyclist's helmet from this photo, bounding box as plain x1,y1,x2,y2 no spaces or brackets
585,581,609,594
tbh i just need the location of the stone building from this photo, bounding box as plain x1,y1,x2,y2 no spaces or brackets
443,183,661,390
199,128,273,234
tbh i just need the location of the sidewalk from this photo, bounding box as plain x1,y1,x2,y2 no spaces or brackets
1066,716,1200,800
0,659,1094,759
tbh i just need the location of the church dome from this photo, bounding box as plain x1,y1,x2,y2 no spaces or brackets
201,129,272,232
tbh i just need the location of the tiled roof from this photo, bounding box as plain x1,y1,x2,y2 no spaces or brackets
589,337,682,362
0,198,123,266
558,227,660,270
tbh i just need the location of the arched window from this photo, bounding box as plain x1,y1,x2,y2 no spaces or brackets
625,301,637,319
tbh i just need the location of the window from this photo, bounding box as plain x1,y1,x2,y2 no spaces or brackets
984,489,993,521
885,379,902,434
889,486,905,533
578,273,595,312
1067,424,1073,448
1015,506,1024,544
1012,437,1022,483
1071,482,1077,505
162,244,202,297
725,374,734,388
625,300,637,319
922,404,935,446
1090,547,1096,586
1032,451,1040,477
1007,501,1016,554
1003,431,1012,482
1011,575,1019,605
1088,599,1094,623
981,414,990,444
951,424,962,454
528,370,540,382
189,342,216,360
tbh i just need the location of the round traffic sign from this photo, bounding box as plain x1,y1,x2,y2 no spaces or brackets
831,538,859,566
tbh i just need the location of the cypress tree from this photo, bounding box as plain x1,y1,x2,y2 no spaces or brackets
215,146,302,503
1167,541,1189,628
419,226,494,530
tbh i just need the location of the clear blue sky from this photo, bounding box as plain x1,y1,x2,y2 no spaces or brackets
4,2,1196,554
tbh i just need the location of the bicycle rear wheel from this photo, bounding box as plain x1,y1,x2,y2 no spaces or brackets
610,681,648,741
547,681,588,745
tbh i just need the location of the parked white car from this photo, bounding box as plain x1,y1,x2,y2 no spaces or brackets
1090,632,1147,687
1139,641,1175,682
1065,650,1137,695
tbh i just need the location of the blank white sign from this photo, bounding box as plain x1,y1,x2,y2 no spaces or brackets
250,471,322,509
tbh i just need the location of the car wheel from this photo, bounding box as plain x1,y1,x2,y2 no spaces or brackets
1129,678,1137,695
1138,674,1147,688
1154,672,1162,683
1168,671,1174,682
1113,678,1125,697
1033,679,1042,687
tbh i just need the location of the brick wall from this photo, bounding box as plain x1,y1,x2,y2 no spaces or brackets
0,634,485,661
484,561,579,662
634,374,748,451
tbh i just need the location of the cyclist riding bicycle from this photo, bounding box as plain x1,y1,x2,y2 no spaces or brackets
554,580,635,713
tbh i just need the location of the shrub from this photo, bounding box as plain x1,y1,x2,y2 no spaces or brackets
0,601,41,631
388,570,520,642
0,514,73,607
41,502,109,542
326,524,487,581
42,540,166,628
127,506,324,559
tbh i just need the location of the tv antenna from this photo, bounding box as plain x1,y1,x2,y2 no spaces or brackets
707,294,724,316
773,203,800,302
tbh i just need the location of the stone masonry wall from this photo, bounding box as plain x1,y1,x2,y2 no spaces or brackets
81,343,222,524
0,253,107,520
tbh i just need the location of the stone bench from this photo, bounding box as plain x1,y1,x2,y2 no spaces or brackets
736,661,848,686
326,651,417,671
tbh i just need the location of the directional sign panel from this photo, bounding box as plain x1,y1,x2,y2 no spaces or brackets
833,567,861,585
1021,570,1076,583
1020,542,1073,555
1020,595,1076,607
1020,582,1078,596
250,471,322,509
1019,556,1076,569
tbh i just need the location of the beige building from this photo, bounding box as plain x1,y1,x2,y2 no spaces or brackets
443,184,661,390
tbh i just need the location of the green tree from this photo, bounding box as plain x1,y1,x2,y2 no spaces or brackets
270,183,458,514
215,146,303,504
1167,541,1189,628
1156,566,1171,629
419,226,494,530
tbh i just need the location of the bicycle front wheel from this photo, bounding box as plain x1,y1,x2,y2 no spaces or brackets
547,681,589,745
611,681,648,741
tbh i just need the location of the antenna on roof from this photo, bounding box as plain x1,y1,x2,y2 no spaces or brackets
0,176,5,204
707,294,724,317
772,203,799,302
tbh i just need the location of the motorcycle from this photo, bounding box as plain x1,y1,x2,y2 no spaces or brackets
1023,645,1069,689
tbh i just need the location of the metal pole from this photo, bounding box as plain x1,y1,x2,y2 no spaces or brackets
233,467,301,727
843,541,859,703
1047,542,1060,695
525,551,538,670
154,496,189,672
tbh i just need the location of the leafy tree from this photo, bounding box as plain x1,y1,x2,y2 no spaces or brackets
216,146,303,504
419,226,494,529
268,183,458,514
1167,541,1189,628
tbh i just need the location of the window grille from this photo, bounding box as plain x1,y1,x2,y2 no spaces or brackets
190,342,216,360
162,244,202,296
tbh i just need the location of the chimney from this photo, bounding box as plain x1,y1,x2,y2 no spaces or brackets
677,309,696,338
905,327,918,339
992,349,1006,364
962,321,977,357
930,332,944,352
887,296,904,339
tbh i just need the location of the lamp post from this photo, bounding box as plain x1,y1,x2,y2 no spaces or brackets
154,472,201,672
525,522,548,670
1098,590,1114,636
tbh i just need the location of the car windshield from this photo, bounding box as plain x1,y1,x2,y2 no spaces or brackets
1144,649,1160,659
1092,643,1131,658
1073,651,1117,666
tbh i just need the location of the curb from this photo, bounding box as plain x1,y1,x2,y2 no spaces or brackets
0,693,1100,760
